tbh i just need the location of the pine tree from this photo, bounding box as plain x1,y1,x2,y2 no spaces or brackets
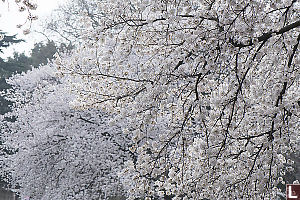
0,31,23,54
0,31,25,114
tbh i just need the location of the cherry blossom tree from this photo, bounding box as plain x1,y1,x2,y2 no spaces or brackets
0,64,130,199
0,0,299,199
54,0,300,199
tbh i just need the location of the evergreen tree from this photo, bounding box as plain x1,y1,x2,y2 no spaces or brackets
0,31,25,114
0,31,23,54
30,40,58,67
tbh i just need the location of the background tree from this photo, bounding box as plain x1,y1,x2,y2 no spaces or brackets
0,31,26,114
0,35,67,199
1,65,130,199
0,31,24,54
6,40,72,68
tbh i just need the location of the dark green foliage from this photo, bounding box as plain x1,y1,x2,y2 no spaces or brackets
0,32,25,115
30,40,58,66
0,31,24,54
5,40,62,70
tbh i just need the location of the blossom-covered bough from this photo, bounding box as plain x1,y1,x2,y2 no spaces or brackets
0,65,131,199
55,0,299,199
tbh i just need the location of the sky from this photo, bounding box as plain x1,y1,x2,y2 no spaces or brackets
0,0,61,58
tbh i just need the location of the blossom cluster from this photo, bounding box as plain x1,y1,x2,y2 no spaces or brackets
0,65,131,199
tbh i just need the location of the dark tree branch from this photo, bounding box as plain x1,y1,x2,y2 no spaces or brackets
230,20,300,48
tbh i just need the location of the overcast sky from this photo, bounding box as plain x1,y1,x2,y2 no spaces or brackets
0,0,62,58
